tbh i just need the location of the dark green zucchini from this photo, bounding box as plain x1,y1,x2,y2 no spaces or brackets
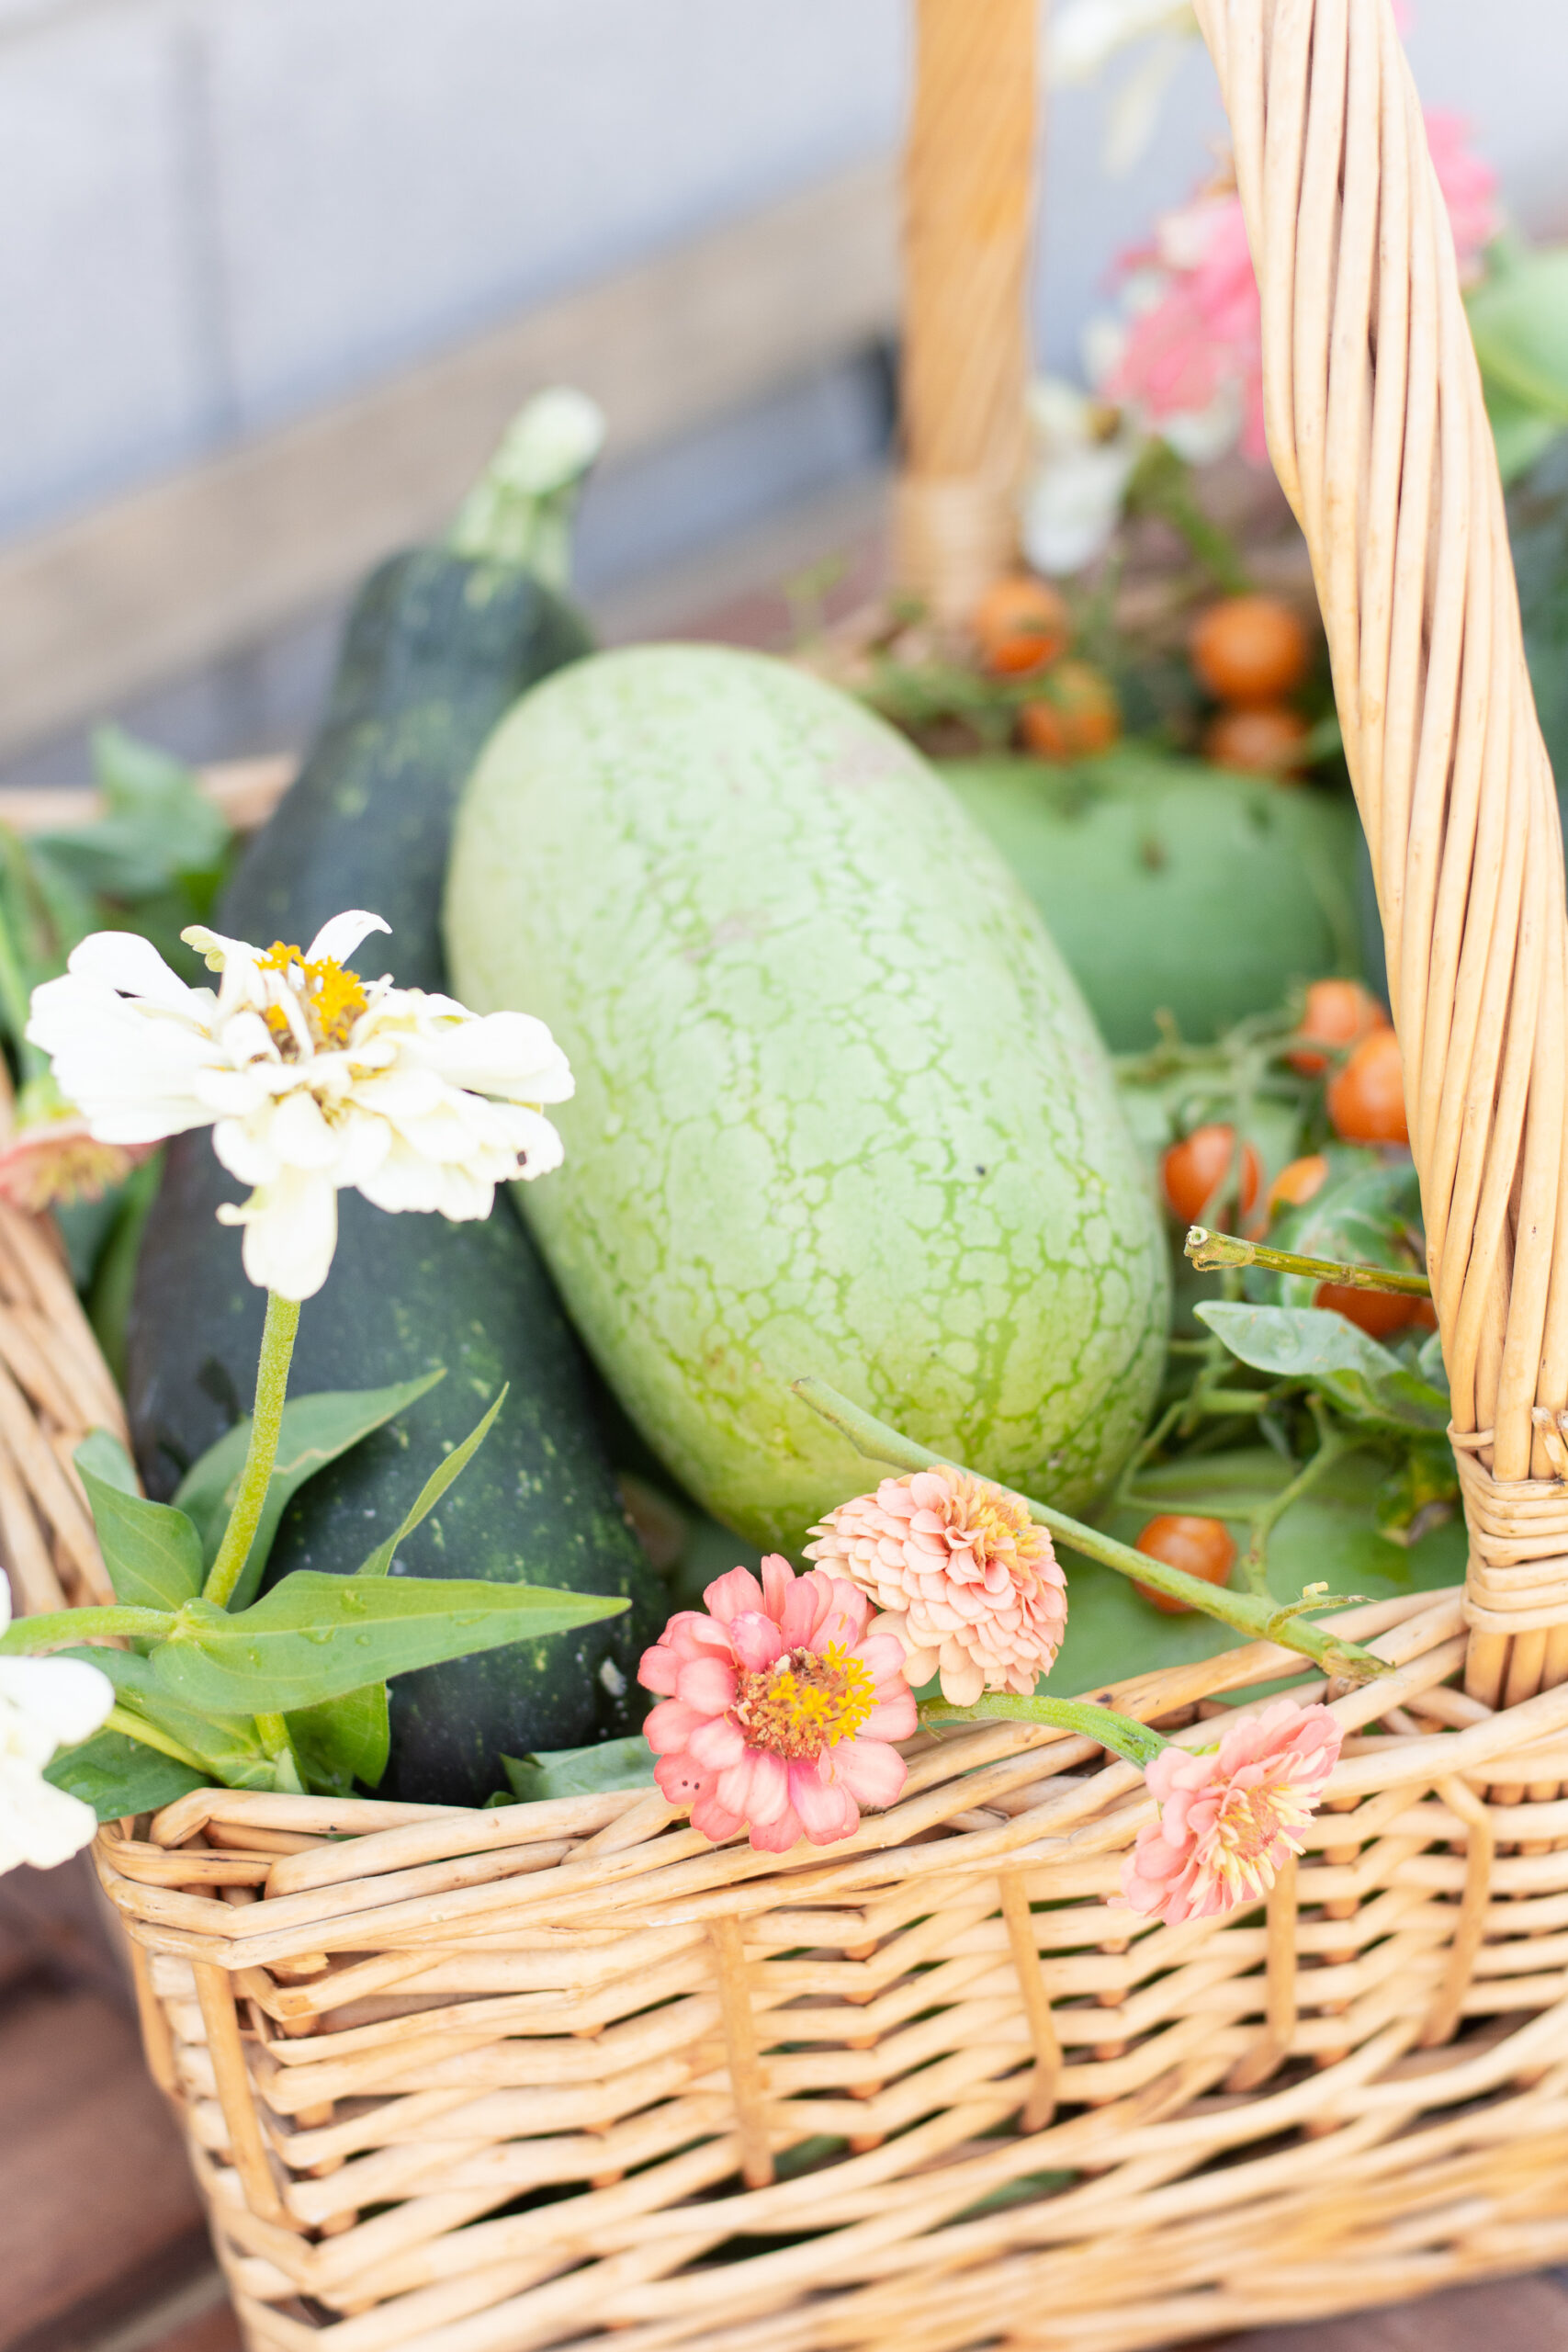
125,418,663,1806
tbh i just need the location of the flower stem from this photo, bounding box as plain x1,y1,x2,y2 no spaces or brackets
104,1705,208,1773
254,1711,303,1792
1186,1226,1431,1295
919,1691,1169,1768
792,1376,1387,1684
203,1290,300,1610
0,1606,174,1652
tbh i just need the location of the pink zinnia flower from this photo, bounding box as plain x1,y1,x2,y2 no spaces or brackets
805,1466,1066,1707
638,1556,916,1854
1106,111,1496,467
1121,1700,1342,1927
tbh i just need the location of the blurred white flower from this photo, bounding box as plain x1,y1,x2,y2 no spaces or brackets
28,910,573,1302
1050,0,1197,84
0,1571,114,1875
1021,378,1143,576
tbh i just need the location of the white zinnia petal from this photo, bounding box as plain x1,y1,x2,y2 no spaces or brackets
305,910,391,967
412,1009,576,1102
220,1169,339,1301
63,930,204,1012
0,1611,115,1879
267,1088,344,1170
0,1656,116,1747
0,1767,103,1873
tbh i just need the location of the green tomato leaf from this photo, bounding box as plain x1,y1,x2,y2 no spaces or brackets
1469,248,1568,427
44,1730,205,1823
32,727,230,904
74,1449,204,1610
175,1369,445,1606
355,1386,504,1577
288,1685,390,1796
1195,1301,1450,1431
499,1736,657,1806
149,1575,629,1717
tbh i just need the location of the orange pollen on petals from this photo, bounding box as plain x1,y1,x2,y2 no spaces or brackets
733,1643,876,1761
259,942,368,1051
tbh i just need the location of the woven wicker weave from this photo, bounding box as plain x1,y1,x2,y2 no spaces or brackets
81,1,1568,2345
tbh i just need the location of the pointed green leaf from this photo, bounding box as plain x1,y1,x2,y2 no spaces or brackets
288,1684,390,1795
75,1428,139,1497
175,1369,445,1605
149,1575,629,1716
44,1730,205,1822
500,1736,656,1805
355,1387,505,1577
72,1454,203,1611
1196,1301,1450,1431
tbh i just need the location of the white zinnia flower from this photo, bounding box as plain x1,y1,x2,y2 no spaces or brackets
1020,377,1142,577
27,910,573,1302
0,1572,115,1876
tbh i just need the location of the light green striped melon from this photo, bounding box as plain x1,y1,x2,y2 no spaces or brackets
446,646,1168,1551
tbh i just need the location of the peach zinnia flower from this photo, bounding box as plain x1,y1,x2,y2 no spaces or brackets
1121,1700,1342,1927
806,1467,1066,1706
638,1556,916,1853
0,1076,154,1214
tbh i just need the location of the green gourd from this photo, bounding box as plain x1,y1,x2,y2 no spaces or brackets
942,747,1364,1050
446,644,1170,1553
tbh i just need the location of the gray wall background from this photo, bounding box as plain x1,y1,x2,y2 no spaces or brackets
3,0,1566,742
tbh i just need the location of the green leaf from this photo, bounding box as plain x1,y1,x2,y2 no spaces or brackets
55,1645,272,1786
499,1736,657,1805
1195,1301,1450,1431
74,1428,140,1497
355,1387,504,1577
1375,1438,1461,1547
288,1685,390,1796
45,1730,205,1823
74,1450,204,1610
1470,248,1568,427
175,1369,445,1605
149,1575,629,1717
33,727,230,904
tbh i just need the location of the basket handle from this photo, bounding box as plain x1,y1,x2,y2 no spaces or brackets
1194,0,1568,1704
895,0,1038,621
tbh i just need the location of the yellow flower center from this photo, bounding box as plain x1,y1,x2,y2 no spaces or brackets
734,1643,876,1762
258,942,369,1053
1212,1779,1314,1898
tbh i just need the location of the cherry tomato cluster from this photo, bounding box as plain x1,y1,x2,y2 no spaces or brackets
971,577,1122,760
1190,594,1314,780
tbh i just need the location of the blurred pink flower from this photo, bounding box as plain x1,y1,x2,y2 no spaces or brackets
0,1114,152,1214
1121,1700,1342,1927
1105,110,1496,466
806,1466,1066,1706
638,1555,915,1854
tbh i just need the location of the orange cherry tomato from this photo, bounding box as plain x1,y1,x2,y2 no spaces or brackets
1327,1028,1408,1146
973,575,1071,676
1134,1513,1237,1613
1269,1153,1330,1216
1286,978,1391,1075
1313,1281,1427,1340
1019,661,1121,759
1190,594,1312,707
1161,1124,1262,1224
1202,703,1311,777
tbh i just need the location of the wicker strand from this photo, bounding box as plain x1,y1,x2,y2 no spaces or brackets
1192,0,1568,1706
895,0,1037,621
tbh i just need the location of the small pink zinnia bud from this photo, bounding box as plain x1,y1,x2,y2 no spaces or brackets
637,1555,917,1855
1121,1700,1343,1928
805,1466,1066,1707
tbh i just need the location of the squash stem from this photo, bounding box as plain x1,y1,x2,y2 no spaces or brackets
792,1375,1387,1684
203,1291,300,1611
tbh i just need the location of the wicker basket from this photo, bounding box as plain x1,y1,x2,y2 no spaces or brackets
73,2,1568,2346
